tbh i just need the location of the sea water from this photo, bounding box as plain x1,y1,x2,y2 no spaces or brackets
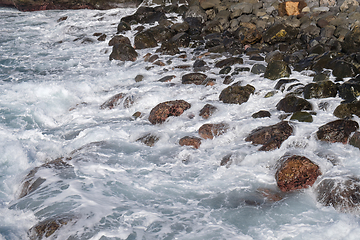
1,6,360,240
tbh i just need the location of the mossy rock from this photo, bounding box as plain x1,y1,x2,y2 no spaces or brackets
333,101,360,118
264,60,291,80
290,111,313,122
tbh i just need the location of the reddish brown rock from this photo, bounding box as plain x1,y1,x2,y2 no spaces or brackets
316,176,360,213
198,123,229,139
276,155,321,192
278,1,307,16
148,100,191,124
199,104,217,119
179,136,202,149
316,119,359,144
245,121,293,151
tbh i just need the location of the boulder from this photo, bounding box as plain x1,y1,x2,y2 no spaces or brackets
108,35,131,46
245,121,293,151
338,78,360,101
316,176,360,213
214,57,243,68
219,84,255,105
117,21,131,33
136,133,159,147
179,136,202,149
276,155,321,192
316,119,359,143
342,26,360,54
349,131,360,149
28,215,76,240
276,95,312,113
251,64,266,74
262,24,299,45
199,104,217,119
264,60,291,80
331,60,359,79
157,41,180,55
183,5,207,23
170,32,190,48
148,100,191,124
333,101,360,118
134,31,157,49
182,73,207,85
290,111,313,122
109,43,138,61
198,123,229,139
121,6,166,25
303,81,338,99
252,110,271,118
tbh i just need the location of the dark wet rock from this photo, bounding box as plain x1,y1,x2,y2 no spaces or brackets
198,123,229,139
158,75,176,82
199,104,217,119
193,59,209,71
117,21,131,33
121,6,166,25
251,64,266,74
170,32,190,48
182,73,207,85
148,25,174,43
219,84,255,105
252,110,271,118
316,176,360,213
265,50,284,63
264,60,291,80
136,133,159,147
290,111,313,122
100,93,134,109
223,76,234,85
148,100,191,124
276,95,312,113
184,17,204,35
349,131,360,149
57,16,68,22
135,75,143,82
214,57,243,68
276,155,321,192
153,60,165,66
28,215,76,240
109,43,138,61
220,153,232,167
134,30,157,49
263,24,299,45
274,79,299,92
249,55,265,62
333,101,360,119
311,51,343,73
316,119,359,143
132,111,142,119
342,26,360,54
338,78,360,101
179,136,202,149
157,41,180,55
19,158,72,199
293,55,318,72
331,60,359,79
219,66,231,75
313,71,330,82
109,35,131,46
171,22,189,32
245,121,293,151
96,33,106,41
236,27,262,45
303,81,338,99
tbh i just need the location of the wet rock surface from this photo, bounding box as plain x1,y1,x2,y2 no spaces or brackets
245,121,293,151
136,133,160,147
198,123,229,139
276,95,312,113
199,104,217,119
219,84,255,105
316,119,359,143
148,100,191,124
179,136,202,149
276,155,321,192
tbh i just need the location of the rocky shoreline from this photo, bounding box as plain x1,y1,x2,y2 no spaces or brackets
7,0,360,238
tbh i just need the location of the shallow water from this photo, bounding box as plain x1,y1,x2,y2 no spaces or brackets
1,6,360,240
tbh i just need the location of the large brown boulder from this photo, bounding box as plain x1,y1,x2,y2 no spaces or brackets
9,0,142,11
198,123,229,139
148,100,191,124
316,176,360,213
245,121,293,151
109,43,138,62
276,155,321,192
219,84,255,105
333,101,360,119
316,119,359,143
182,73,207,85
303,81,338,99
262,24,299,45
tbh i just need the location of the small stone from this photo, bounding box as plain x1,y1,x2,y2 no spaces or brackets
182,73,207,85
219,84,255,105
251,64,266,74
158,75,176,82
290,111,313,122
199,104,217,119
148,100,191,124
198,123,229,139
136,133,159,147
252,110,271,118
135,75,144,82
214,57,243,68
179,136,202,149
